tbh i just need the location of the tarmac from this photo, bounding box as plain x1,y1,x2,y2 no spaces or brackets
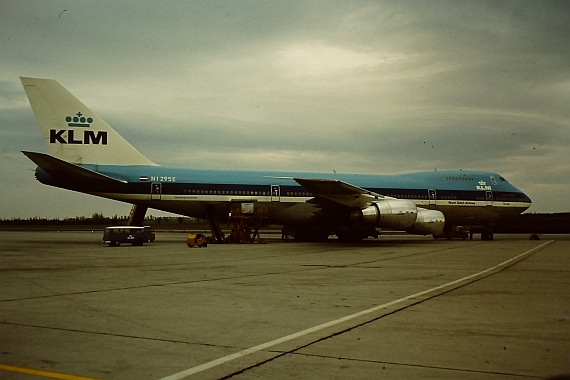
0,231,568,380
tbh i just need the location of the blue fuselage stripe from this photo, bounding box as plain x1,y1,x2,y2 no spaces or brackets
37,166,531,204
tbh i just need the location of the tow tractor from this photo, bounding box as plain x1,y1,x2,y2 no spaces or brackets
187,233,209,248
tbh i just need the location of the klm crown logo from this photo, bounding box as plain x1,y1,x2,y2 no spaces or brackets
65,112,93,127
49,111,107,145
476,180,492,191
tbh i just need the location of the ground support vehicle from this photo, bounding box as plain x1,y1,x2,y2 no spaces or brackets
103,226,149,246
187,233,209,248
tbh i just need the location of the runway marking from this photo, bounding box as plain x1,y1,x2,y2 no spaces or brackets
0,363,100,379
158,240,554,380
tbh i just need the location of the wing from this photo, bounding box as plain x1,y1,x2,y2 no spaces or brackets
292,177,387,208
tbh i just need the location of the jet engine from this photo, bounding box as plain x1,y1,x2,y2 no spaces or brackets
352,199,445,236
355,199,418,230
405,208,445,235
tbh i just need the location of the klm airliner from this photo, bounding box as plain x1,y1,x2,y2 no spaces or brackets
20,77,531,241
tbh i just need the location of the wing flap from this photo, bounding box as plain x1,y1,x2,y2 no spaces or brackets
293,178,384,208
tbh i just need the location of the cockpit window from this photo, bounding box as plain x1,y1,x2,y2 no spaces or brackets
499,176,506,182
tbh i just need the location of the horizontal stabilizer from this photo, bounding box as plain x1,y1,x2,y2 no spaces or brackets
22,151,127,184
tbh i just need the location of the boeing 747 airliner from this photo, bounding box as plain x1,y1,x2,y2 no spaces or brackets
20,77,531,241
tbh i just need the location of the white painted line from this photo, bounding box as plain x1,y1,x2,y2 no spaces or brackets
158,240,554,380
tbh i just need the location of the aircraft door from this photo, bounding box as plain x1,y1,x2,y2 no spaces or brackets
486,190,493,206
428,189,437,205
270,185,280,202
151,183,162,200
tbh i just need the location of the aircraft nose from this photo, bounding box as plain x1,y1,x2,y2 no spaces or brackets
524,190,531,202
522,192,532,209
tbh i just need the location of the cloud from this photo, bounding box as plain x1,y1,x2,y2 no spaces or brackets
1,1,569,217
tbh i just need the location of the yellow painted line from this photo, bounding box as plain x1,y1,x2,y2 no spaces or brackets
0,363,101,380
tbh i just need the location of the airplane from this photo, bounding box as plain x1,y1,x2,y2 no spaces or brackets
20,77,532,242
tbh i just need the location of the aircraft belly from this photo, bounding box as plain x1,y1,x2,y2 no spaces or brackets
272,202,319,225
432,204,525,226
140,200,297,222
90,192,303,221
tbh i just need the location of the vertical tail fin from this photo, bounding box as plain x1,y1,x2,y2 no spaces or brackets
20,77,157,166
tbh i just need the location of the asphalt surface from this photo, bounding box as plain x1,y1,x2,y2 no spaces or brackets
0,231,568,379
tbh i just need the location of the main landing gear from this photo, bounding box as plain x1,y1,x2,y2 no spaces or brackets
480,227,494,241
436,225,494,240
128,204,148,226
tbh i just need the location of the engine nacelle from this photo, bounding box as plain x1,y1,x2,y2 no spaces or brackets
405,208,445,235
357,199,418,230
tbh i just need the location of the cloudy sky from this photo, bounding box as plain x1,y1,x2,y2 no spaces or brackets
1,0,569,218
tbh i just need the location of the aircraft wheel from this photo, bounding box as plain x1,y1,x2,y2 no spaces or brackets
337,232,364,243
